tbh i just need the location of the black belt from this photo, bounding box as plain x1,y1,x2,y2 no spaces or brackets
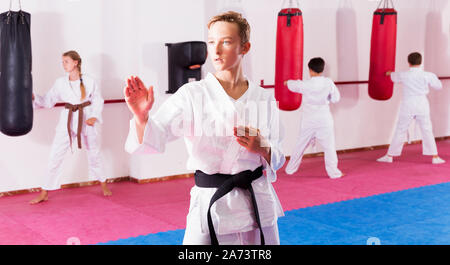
194,166,265,245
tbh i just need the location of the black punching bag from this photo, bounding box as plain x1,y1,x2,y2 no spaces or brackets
0,10,33,136
165,41,207,94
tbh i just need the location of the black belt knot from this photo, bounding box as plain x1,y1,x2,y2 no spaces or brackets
194,166,265,245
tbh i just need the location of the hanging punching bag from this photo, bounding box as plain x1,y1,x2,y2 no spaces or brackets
368,1,397,101
0,10,33,136
275,1,303,111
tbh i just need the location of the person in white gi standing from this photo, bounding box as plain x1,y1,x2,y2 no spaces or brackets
377,52,445,164
30,50,111,204
284,57,343,179
124,12,285,245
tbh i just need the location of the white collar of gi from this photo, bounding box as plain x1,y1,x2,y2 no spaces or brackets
65,73,83,82
409,66,423,71
205,72,253,104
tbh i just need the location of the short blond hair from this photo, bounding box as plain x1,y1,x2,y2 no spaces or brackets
207,11,250,45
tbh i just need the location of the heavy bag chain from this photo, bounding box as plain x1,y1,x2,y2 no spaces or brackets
377,0,395,10
280,0,301,27
7,0,25,25
283,0,300,12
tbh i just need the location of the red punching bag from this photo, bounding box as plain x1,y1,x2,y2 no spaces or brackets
275,1,303,111
368,1,397,100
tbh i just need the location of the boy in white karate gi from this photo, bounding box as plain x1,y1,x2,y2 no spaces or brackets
284,57,343,179
124,12,285,245
30,51,111,204
377,52,445,164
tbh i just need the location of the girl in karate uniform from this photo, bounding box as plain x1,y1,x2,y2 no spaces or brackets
284,57,343,179
124,12,285,245
377,52,445,164
30,50,111,204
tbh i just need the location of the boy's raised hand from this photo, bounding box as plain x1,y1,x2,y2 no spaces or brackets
124,76,154,125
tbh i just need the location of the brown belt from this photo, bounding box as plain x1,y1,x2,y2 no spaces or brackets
64,101,91,149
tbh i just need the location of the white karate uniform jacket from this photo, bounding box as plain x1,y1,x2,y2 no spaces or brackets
391,67,442,116
387,67,442,156
33,74,104,135
125,73,285,240
285,76,342,178
287,76,340,127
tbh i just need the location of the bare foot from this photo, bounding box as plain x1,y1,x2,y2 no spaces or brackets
101,182,112,196
29,190,48,205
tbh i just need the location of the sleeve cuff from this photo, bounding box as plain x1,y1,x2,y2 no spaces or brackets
390,72,400,83
286,80,302,93
33,95,45,109
261,146,286,183
91,115,103,124
124,117,167,155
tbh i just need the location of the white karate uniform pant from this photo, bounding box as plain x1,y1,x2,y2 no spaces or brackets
387,114,438,156
42,130,106,191
183,217,280,245
286,123,342,178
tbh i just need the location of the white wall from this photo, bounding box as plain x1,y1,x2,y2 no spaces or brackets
1,0,449,192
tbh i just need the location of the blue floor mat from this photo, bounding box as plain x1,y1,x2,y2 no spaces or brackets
98,229,186,245
99,182,450,245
